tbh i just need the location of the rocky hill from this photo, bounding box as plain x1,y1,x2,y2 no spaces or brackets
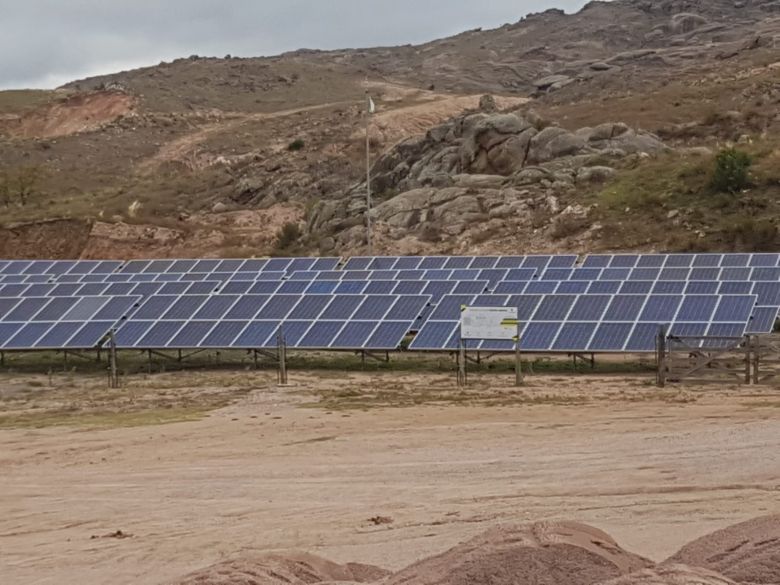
0,0,779,258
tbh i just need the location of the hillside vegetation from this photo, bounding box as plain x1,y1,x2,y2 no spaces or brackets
0,0,778,258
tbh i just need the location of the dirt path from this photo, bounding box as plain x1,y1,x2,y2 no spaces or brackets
1,372,778,585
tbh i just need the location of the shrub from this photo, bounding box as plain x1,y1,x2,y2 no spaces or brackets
710,148,752,194
287,139,305,152
274,222,302,251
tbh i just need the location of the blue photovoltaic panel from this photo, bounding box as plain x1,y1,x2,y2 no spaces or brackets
4,297,49,321
712,295,756,323
443,257,473,270
254,295,299,320
719,282,752,295
752,282,780,306
722,268,752,281
720,254,751,267
288,295,331,320
670,322,709,338
604,296,646,321
321,295,362,320
353,296,395,320
686,281,719,295
553,322,596,351
162,296,209,320
508,295,543,320
385,295,430,321
625,323,663,351
394,257,423,270
418,258,446,270
548,255,578,268
137,321,186,347
225,295,270,319
601,268,631,281
330,321,377,349
277,281,309,294
620,281,653,295
590,322,633,351
248,281,282,295
689,268,720,280
568,295,611,321
582,255,611,268
609,255,639,268
495,256,526,269
676,295,718,322
343,257,372,271
133,296,178,320
751,267,780,281
366,321,413,350
341,270,371,280
368,257,400,270
653,281,686,295
521,322,562,351
230,321,277,349
541,269,573,281
200,321,247,347
0,298,21,319
692,254,722,267
494,281,527,295
311,258,341,271
169,321,217,348
659,268,690,281
334,281,368,295
629,268,660,281
409,321,458,350
505,268,537,281
533,295,576,321
33,322,82,348
747,307,779,334
556,282,589,294
60,322,117,349
640,295,682,322
31,297,73,321
749,253,780,267
4,322,53,349
665,254,694,268
297,321,345,348
450,269,480,281
306,281,340,295
393,281,427,295
524,281,558,294
587,281,621,294
220,282,253,295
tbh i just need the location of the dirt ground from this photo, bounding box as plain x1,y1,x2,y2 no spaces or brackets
0,369,779,585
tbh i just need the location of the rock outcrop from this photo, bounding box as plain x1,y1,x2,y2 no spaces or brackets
309,106,666,254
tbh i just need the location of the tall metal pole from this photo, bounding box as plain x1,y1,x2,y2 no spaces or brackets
365,93,373,255
108,331,118,389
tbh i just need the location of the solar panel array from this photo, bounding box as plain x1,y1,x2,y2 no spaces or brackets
0,254,778,353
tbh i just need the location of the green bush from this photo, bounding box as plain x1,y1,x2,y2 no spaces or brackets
274,222,302,251
287,139,305,152
710,148,752,193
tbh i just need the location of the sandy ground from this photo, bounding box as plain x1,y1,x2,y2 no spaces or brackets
1,370,779,585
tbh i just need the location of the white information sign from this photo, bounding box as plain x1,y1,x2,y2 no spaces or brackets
460,306,519,341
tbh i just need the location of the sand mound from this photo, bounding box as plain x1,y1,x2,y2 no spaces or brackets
598,564,739,585
666,515,780,584
381,521,652,585
171,552,390,585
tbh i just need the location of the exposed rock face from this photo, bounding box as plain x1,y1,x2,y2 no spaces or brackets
665,514,780,585
308,107,666,254
381,522,652,585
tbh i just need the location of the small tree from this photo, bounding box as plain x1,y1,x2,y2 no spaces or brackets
711,148,752,194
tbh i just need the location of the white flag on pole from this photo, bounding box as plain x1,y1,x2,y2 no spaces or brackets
367,95,376,114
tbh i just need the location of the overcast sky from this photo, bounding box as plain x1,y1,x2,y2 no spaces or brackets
0,0,591,90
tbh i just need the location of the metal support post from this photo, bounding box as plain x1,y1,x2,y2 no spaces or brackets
514,322,523,387
108,331,119,389
458,338,467,387
278,329,288,385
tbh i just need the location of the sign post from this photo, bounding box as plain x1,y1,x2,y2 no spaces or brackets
459,306,522,387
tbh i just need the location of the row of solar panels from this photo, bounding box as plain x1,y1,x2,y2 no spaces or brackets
0,291,773,353
3,253,780,277
2,279,780,307
4,266,780,287
0,294,428,351
410,293,764,352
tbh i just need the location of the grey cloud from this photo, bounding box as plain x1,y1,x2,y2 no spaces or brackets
0,0,590,89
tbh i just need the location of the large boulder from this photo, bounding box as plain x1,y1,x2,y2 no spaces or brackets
381,522,652,585
665,514,780,584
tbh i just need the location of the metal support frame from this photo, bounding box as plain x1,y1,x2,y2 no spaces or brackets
572,353,596,370
108,331,119,389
